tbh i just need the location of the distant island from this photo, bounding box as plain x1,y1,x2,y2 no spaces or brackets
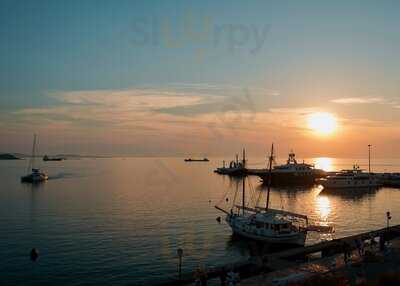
0,153,22,160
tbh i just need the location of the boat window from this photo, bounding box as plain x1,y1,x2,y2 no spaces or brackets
256,221,263,228
274,224,280,231
264,223,269,229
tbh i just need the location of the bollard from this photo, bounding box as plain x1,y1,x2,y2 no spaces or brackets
30,248,39,262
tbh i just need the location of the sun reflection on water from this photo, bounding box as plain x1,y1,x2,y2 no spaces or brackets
316,195,331,223
314,157,334,172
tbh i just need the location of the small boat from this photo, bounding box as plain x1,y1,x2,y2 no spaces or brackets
21,135,48,183
21,168,49,183
43,155,64,161
257,151,325,186
320,165,382,189
215,145,329,246
184,158,209,162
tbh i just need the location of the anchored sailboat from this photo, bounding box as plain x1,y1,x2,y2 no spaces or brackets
21,134,48,183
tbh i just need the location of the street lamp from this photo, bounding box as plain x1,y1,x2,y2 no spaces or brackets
177,248,183,281
368,144,371,174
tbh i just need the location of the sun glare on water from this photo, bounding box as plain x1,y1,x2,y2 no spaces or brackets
308,112,337,136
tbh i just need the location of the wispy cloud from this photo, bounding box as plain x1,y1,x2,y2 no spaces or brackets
331,97,383,104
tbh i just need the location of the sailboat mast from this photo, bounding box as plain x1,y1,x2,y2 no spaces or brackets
266,143,274,210
242,177,245,215
28,134,37,172
242,148,246,168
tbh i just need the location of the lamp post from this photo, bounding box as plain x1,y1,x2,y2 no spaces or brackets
368,144,371,174
177,248,183,281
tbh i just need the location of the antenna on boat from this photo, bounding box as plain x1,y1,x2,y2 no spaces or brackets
242,148,246,168
368,144,372,174
266,143,274,211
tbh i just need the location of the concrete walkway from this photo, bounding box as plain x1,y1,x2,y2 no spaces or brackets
240,239,400,286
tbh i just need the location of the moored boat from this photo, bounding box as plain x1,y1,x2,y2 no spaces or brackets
320,165,382,189
184,158,209,162
379,173,400,188
43,155,64,161
214,149,247,177
257,151,325,186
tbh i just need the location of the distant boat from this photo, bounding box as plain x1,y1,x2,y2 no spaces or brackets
21,135,48,183
256,151,325,186
0,153,21,160
320,165,382,189
184,158,209,162
43,155,64,161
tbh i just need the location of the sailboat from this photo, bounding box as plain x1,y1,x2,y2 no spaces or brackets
215,144,327,246
21,134,48,183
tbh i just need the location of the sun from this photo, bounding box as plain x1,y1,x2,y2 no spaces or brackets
307,112,337,136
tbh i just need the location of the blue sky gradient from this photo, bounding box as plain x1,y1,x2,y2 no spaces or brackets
1,1,400,157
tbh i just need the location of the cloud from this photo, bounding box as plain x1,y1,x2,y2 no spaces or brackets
331,97,383,104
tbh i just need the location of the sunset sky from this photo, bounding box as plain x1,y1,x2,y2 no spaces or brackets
1,0,400,158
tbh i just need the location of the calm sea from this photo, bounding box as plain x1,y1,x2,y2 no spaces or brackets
1,157,400,285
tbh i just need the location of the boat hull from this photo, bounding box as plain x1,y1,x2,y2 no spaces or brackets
320,181,382,189
258,172,322,186
21,174,48,183
227,215,307,246
215,167,247,177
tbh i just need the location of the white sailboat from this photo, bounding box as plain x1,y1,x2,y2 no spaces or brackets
215,144,317,246
21,134,48,183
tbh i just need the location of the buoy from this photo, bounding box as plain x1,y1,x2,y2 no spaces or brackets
30,248,39,262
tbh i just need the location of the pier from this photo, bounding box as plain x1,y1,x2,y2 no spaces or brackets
157,225,400,285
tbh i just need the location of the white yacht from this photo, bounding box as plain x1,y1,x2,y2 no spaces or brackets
257,152,325,185
215,145,328,246
320,165,382,189
21,135,48,183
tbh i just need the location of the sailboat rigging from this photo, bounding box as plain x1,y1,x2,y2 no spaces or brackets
21,134,48,183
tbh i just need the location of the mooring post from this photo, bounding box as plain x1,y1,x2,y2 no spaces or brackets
177,248,183,282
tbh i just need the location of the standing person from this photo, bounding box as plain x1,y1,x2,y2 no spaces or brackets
355,239,362,257
200,269,208,286
379,234,386,252
227,269,236,286
360,239,365,256
342,241,348,264
220,267,227,286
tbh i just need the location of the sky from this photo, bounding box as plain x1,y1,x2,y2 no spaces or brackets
1,0,400,158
